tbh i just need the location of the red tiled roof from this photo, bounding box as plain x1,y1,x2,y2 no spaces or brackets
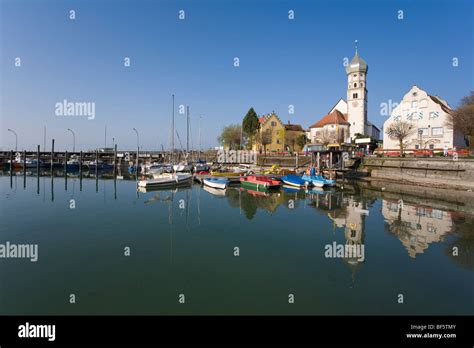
284,124,304,131
258,117,265,123
309,110,350,128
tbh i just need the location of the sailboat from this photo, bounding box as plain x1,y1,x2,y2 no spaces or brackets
137,95,193,189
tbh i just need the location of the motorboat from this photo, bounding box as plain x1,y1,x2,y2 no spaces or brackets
138,173,193,188
240,175,281,190
203,177,229,189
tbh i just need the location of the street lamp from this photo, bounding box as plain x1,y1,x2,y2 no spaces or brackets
67,128,76,152
7,129,18,152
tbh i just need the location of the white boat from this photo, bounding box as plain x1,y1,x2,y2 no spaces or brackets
203,177,229,190
173,161,193,172
203,185,227,197
138,173,192,188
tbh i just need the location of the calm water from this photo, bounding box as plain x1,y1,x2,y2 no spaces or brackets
0,172,473,315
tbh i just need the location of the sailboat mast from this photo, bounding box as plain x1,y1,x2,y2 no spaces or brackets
186,106,190,153
171,94,175,162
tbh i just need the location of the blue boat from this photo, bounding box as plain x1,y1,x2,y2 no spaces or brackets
281,174,309,188
301,174,325,188
282,185,301,193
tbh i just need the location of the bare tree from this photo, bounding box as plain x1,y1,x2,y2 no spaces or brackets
445,91,474,148
385,121,415,156
255,129,272,155
315,128,346,146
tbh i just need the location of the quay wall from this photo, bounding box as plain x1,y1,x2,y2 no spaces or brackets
360,157,474,190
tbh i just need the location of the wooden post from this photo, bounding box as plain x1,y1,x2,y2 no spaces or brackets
79,151,83,177
136,146,139,179
23,150,26,175
329,151,333,169
113,144,117,176
316,152,320,172
23,150,26,188
51,139,55,172
95,149,99,177
9,150,13,171
37,145,40,172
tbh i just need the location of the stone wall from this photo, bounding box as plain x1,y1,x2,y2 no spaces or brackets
360,157,474,190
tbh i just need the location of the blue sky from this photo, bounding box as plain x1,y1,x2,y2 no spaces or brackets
1,0,472,151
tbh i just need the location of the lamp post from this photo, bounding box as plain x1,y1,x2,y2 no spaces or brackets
67,128,76,152
7,129,18,152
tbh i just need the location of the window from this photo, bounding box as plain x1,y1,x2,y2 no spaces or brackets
271,121,276,126
412,92,418,97
412,100,418,108
418,128,429,136
350,230,356,238
393,115,401,121
354,83,357,88
432,127,443,136
353,93,358,99
276,139,280,144
353,74,357,77
429,112,439,119
415,144,420,149
429,144,434,149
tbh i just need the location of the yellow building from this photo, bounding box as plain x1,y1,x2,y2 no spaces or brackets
253,112,305,153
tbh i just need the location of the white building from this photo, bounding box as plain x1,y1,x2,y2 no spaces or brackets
309,46,380,143
382,85,466,150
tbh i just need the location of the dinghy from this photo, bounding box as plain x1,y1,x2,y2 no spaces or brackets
281,174,309,188
240,175,281,190
203,177,229,190
301,174,325,188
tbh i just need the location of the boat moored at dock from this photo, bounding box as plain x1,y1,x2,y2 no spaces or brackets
240,175,281,190
203,177,229,190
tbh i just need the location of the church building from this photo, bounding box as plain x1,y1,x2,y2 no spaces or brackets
309,44,380,145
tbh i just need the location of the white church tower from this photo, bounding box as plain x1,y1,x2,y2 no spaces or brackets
346,41,368,138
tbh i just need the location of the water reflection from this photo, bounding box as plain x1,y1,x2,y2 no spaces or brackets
2,170,472,272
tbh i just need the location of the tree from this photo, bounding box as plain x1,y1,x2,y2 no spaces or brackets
260,129,272,154
385,121,415,156
296,134,308,150
242,107,260,149
445,91,474,149
217,124,242,150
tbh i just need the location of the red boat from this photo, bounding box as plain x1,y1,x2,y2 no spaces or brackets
240,175,281,190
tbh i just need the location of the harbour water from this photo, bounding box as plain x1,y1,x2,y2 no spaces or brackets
0,173,473,315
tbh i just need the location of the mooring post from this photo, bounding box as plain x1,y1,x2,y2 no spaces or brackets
95,149,99,177
9,150,13,171
113,144,117,176
79,151,83,177
23,150,26,174
51,139,55,172
37,145,40,195
136,146,139,180
65,150,68,171
37,145,40,172
23,150,26,188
